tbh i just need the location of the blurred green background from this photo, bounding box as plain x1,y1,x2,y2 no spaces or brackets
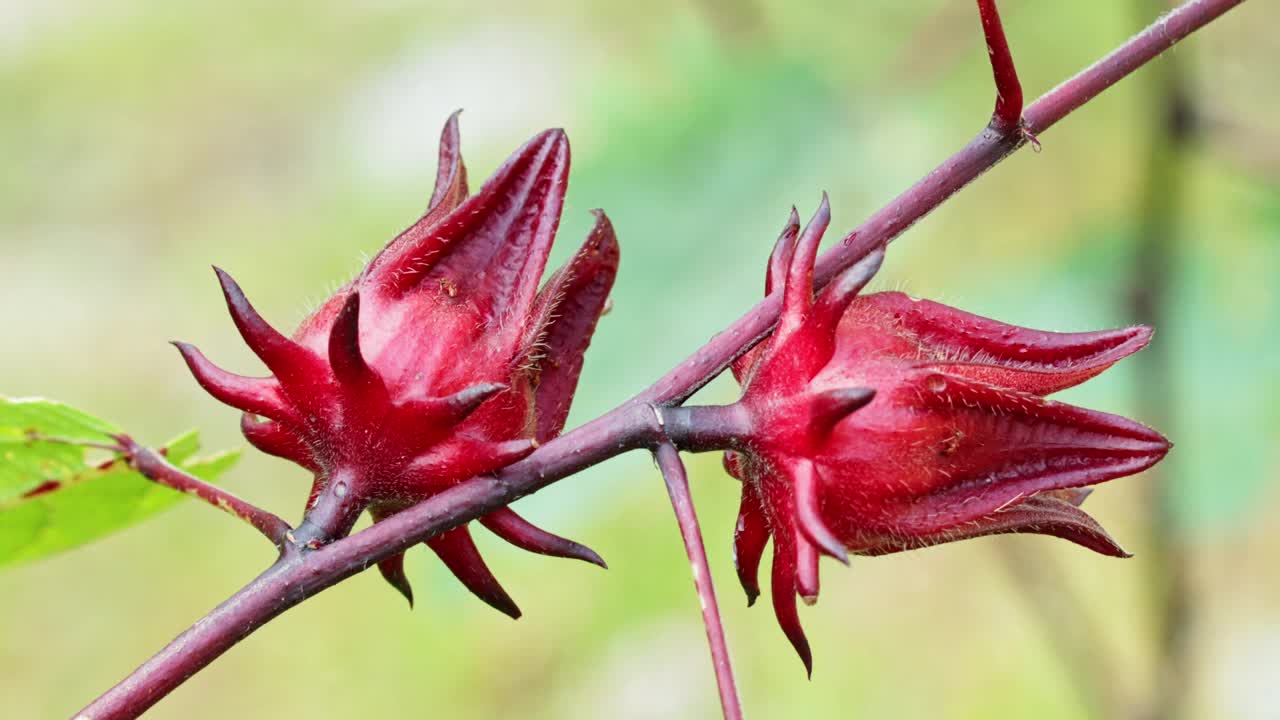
1,0,1277,718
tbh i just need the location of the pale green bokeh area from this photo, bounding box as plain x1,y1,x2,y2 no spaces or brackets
1,1,1278,718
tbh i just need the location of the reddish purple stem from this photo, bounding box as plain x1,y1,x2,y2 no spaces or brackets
654,441,743,720
977,0,1024,133
76,1,1248,717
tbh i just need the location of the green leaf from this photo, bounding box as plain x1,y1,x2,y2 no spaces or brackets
0,396,240,568
0,396,121,503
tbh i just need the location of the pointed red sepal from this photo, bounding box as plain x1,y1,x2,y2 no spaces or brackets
731,208,802,385
996,495,1131,558
807,387,876,442
887,372,1170,532
863,494,1130,558
769,518,813,677
485,438,539,468
732,485,769,606
376,551,415,608
792,459,848,564
761,247,884,384
808,246,884,337
428,110,468,214
524,209,621,442
426,527,522,619
212,267,321,387
365,113,471,277
779,194,832,339
765,207,801,297
795,531,821,606
240,414,317,471
856,293,1154,396
407,437,538,482
172,342,295,422
398,382,508,427
481,507,606,568
368,129,570,329
327,291,383,392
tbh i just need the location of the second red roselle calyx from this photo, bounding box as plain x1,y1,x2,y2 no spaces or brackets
175,114,619,618
721,196,1171,673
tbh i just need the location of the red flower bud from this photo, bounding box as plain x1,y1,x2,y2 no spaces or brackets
176,114,618,616
725,197,1170,673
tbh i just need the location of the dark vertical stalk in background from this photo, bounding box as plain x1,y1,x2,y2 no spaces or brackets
1130,2,1197,719
695,0,768,47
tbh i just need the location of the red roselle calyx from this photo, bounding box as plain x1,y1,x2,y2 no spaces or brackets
722,196,1171,674
175,114,618,617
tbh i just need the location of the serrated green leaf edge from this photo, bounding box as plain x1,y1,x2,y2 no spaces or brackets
0,395,121,444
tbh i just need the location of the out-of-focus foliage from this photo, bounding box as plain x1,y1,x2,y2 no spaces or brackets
0,397,239,567
0,1,1276,719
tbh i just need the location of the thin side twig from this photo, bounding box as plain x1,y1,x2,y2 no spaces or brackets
76,1,1249,716
976,0,1024,133
24,431,292,549
115,434,293,549
654,440,743,720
